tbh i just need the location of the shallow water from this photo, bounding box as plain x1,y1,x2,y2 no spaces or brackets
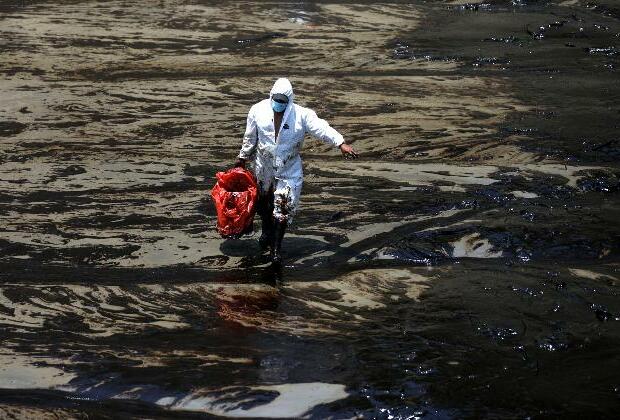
1,0,619,418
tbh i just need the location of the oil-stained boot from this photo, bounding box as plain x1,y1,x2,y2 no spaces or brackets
270,219,287,265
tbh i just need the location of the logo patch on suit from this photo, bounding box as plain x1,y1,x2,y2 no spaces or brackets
283,124,289,129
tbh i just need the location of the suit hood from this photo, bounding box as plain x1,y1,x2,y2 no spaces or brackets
270,78,295,103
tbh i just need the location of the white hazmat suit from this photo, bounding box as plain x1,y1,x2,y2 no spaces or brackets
238,78,344,224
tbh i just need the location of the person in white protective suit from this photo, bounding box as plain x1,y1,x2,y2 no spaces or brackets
235,78,358,264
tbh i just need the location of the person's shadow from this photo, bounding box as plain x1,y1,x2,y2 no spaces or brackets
219,234,337,263
218,233,353,286
219,236,261,257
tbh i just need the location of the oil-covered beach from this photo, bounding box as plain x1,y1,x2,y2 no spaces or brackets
1,0,619,418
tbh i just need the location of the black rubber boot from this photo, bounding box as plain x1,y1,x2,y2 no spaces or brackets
270,219,287,265
257,192,274,252
258,213,273,252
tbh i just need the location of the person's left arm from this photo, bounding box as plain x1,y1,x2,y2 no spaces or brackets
303,109,358,158
235,105,258,168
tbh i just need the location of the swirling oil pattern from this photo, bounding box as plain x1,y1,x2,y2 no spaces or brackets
1,0,619,418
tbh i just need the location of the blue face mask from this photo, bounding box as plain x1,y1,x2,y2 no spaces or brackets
271,99,287,113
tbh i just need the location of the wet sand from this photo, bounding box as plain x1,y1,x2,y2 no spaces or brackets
1,0,619,418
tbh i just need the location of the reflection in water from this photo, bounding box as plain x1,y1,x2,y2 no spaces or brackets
0,269,434,417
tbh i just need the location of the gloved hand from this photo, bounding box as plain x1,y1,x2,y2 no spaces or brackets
234,158,246,169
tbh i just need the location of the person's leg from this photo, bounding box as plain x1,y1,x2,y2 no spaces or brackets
257,187,274,251
271,217,287,264
271,181,301,265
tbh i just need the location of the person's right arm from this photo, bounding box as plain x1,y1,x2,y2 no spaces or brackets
236,106,258,168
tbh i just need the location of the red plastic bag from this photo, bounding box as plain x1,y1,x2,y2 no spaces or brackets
211,167,258,238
